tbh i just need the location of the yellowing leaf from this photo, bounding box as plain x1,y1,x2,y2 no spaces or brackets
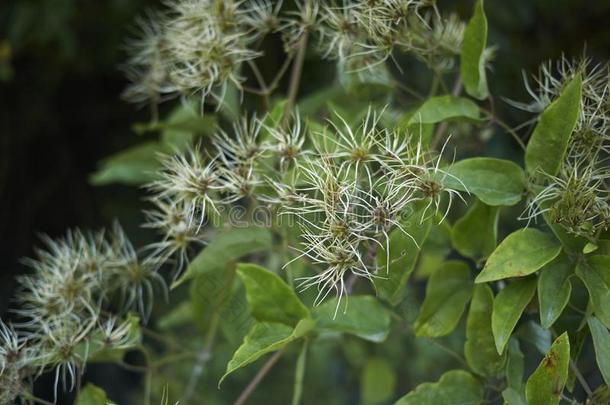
525,333,570,405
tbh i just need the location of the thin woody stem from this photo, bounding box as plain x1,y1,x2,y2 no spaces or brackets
234,346,287,405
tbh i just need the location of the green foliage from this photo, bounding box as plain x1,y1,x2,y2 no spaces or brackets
313,296,391,343
576,255,610,328
374,204,433,305
491,278,537,354
537,253,573,329
237,263,310,326
395,370,483,405
414,261,473,337
407,96,481,125
461,0,489,100
442,158,526,206
451,199,499,260
475,228,561,283
464,284,506,377
360,357,397,405
525,74,582,176
76,384,111,405
525,333,570,405
588,317,610,386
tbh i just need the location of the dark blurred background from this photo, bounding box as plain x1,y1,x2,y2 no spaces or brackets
1,0,609,403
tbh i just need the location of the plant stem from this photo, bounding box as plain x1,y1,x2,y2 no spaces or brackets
569,359,592,398
234,346,287,405
183,262,235,402
284,24,310,124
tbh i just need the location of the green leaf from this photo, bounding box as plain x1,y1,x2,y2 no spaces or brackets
543,211,588,254
576,255,610,328
237,263,310,326
460,0,489,100
492,277,536,354
394,370,483,405
537,253,573,329
588,317,610,386
502,388,526,405
525,74,582,176
414,220,452,279
465,284,506,377
313,295,391,343
407,96,481,125
451,199,499,260
515,321,551,355
506,339,525,391
442,158,526,206
219,319,314,385
76,383,111,405
374,204,433,305
173,226,273,287
525,332,570,405
414,261,473,337
475,228,561,283
361,357,397,405
89,141,167,186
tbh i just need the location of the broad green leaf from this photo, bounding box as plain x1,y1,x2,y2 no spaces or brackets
313,295,391,343
361,357,396,405
442,158,526,206
460,0,489,100
173,226,273,287
525,74,582,176
414,261,473,337
374,204,433,305
492,278,536,354
506,339,525,391
219,319,314,385
475,228,561,283
89,141,167,186
190,265,254,341
576,255,610,328
525,333,570,405
237,263,310,326
76,383,111,405
451,199,499,260
537,253,573,328
465,284,506,377
407,96,481,125
394,370,483,405
588,317,610,386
